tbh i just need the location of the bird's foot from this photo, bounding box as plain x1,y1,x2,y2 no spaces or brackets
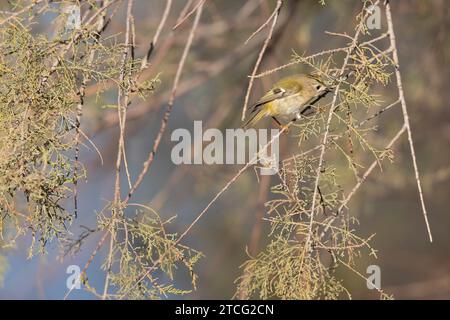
281,124,290,134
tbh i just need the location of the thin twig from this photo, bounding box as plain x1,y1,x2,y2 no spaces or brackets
241,0,283,121
66,4,205,299
123,124,290,299
177,127,286,244
320,125,407,241
141,0,173,70
124,4,204,203
244,1,279,45
355,99,400,129
103,0,135,300
0,0,43,26
172,0,206,30
252,31,389,79
74,0,110,219
385,0,433,242
305,2,378,255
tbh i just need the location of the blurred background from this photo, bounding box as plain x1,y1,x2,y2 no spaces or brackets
0,0,449,299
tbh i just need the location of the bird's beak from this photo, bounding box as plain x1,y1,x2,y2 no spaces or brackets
323,86,334,94
321,86,332,95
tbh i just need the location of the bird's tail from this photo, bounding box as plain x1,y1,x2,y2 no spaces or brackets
242,110,267,129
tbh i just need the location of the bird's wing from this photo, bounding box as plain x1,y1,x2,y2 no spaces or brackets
251,82,303,114
250,88,286,113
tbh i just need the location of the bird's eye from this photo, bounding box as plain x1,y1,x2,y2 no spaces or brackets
273,88,282,94
315,85,322,91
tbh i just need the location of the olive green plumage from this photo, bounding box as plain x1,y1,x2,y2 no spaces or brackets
243,74,330,128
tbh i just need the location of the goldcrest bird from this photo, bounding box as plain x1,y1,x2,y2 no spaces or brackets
243,74,331,129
